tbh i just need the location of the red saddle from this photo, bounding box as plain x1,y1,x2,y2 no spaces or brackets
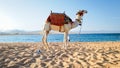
46,13,72,26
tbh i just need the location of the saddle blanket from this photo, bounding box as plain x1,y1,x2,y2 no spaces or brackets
46,13,72,26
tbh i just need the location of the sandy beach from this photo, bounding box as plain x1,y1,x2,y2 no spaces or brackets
0,42,120,68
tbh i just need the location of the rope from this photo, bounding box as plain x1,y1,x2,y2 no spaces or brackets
79,25,82,34
79,19,83,34
78,19,83,42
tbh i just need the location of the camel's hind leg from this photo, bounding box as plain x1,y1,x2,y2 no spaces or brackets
42,31,50,50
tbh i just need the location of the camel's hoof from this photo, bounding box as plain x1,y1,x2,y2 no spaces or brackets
36,50,41,54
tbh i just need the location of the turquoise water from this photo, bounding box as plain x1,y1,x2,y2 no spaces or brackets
0,33,120,42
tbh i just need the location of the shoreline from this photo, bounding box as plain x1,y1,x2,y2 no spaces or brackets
0,42,120,68
0,32,120,35
0,41,119,43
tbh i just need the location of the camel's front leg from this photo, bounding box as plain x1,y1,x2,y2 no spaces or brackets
64,32,68,49
42,31,50,50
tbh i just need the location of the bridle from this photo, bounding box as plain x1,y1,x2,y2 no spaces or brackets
76,10,86,26
77,10,87,37
79,17,83,32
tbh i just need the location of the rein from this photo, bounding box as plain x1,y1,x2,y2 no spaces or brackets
79,19,83,38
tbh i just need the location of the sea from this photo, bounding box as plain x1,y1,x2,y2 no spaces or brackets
0,33,120,42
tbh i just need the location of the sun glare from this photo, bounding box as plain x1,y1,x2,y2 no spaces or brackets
0,14,16,30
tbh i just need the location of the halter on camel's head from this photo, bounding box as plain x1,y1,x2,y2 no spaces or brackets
76,10,87,16
76,10,87,25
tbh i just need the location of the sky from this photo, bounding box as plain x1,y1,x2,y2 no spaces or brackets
0,0,120,33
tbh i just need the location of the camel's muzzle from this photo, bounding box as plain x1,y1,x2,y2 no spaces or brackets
79,23,82,26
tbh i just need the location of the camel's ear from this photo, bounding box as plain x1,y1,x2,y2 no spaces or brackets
76,10,81,15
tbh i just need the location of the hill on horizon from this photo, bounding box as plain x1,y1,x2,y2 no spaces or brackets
0,29,120,35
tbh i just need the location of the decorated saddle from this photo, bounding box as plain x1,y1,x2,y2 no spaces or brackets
46,12,73,26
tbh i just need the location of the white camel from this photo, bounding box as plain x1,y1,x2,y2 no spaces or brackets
42,10,87,50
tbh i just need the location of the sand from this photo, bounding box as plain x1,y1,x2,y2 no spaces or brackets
0,42,120,68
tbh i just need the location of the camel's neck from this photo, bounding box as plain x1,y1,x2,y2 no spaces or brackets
71,20,79,28
71,15,82,29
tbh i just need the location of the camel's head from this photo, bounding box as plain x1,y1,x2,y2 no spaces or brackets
76,10,87,25
76,10,87,16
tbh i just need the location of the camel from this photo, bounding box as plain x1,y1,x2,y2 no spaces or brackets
42,10,87,50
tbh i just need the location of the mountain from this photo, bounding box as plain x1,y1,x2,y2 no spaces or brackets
0,29,120,35
0,30,42,35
